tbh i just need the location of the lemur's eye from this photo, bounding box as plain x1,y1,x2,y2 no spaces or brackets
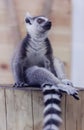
37,18,45,24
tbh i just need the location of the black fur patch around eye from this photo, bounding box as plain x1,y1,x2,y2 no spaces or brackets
37,18,45,24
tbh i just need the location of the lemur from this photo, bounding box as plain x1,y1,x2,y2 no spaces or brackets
12,13,79,130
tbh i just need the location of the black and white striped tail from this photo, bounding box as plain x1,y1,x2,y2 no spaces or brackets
42,84,62,130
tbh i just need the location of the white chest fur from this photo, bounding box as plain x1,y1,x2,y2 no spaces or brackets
27,40,47,54
26,40,47,64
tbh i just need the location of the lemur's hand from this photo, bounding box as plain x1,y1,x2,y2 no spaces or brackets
67,86,79,100
13,82,29,88
66,86,79,99
57,83,79,100
61,79,73,86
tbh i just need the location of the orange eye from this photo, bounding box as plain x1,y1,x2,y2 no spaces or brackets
37,18,45,24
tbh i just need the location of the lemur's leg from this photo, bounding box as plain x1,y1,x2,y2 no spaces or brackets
53,58,73,86
26,66,60,86
12,62,28,88
25,66,79,99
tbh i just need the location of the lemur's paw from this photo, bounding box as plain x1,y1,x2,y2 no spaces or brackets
61,79,73,86
65,86,78,95
66,87,79,100
72,92,79,100
58,83,79,100
13,82,29,88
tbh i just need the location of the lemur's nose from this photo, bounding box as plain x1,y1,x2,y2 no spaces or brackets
46,21,52,26
44,21,52,30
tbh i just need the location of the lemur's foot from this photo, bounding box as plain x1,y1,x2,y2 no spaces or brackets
66,87,79,100
57,83,79,100
72,92,79,100
13,82,29,88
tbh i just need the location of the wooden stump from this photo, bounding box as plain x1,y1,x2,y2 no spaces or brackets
0,86,83,130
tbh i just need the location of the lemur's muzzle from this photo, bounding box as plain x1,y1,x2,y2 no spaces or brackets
43,21,52,30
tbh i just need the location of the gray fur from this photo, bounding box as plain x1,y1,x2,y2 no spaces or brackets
11,13,79,97
12,14,57,87
11,13,79,130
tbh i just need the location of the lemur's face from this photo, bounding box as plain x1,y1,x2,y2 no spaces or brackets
25,13,52,38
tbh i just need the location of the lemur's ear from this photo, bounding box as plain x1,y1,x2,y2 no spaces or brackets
25,12,33,24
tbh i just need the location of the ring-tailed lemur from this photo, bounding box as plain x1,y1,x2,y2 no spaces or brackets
12,13,79,130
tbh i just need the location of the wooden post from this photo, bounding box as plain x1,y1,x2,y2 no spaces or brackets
0,85,83,130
